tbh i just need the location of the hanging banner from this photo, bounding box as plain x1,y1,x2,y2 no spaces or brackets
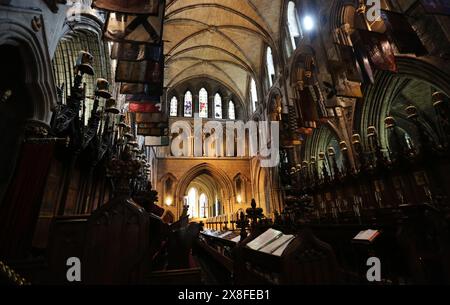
135,113,168,123
129,102,161,113
126,94,161,103
93,0,162,15
120,83,164,96
111,42,162,61
420,0,450,15
103,2,165,44
380,10,428,56
145,136,170,147
115,56,163,84
137,122,168,137
351,29,397,83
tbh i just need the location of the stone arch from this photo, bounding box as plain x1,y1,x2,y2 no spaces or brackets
233,173,249,205
159,173,178,206
266,87,284,120
174,163,235,215
355,56,450,149
289,45,317,87
256,166,271,215
302,122,345,178
0,20,57,124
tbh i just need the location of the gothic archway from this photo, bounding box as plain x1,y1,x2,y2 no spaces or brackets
355,56,450,150
175,163,235,218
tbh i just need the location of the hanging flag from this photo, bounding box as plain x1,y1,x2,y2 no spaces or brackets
120,83,163,96
145,136,170,147
115,58,163,84
420,0,450,15
351,29,397,83
126,94,161,103
110,42,162,61
93,0,162,15
380,10,428,56
135,113,168,123
103,2,165,44
137,122,168,137
129,102,161,113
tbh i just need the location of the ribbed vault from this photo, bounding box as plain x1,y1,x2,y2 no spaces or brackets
164,0,283,102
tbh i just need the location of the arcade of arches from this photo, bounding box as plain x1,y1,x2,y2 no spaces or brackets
0,0,450,286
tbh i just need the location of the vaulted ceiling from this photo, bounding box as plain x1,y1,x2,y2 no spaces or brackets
163,0,283,102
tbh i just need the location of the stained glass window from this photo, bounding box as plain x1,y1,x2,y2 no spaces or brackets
228,100,236,120
199,88,208,118
184,91,193,117
251,78,258,112
170,96,178,117
214,93,222,119
187,187,197,218
199,193,207,218
266,47,275,87
288,1,302,51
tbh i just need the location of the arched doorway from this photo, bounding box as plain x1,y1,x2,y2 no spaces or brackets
355,57,450,151
0,41,55,259
0,45,33,203
184,174,222,220
175,163,234,220
257,168,272,216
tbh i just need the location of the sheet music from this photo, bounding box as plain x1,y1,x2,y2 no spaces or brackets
231,235,241,243
246,228,283,251
272,237,295,256
260,234,295,255
219,231,233,238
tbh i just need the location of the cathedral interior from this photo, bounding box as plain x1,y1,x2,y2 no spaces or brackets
0,0,450,287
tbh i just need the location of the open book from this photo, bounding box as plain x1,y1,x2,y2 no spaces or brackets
247,228,295,256
247,228,283,251
260,234,295,256
231,235,241,243
353,229,380,243
218,231,233,239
